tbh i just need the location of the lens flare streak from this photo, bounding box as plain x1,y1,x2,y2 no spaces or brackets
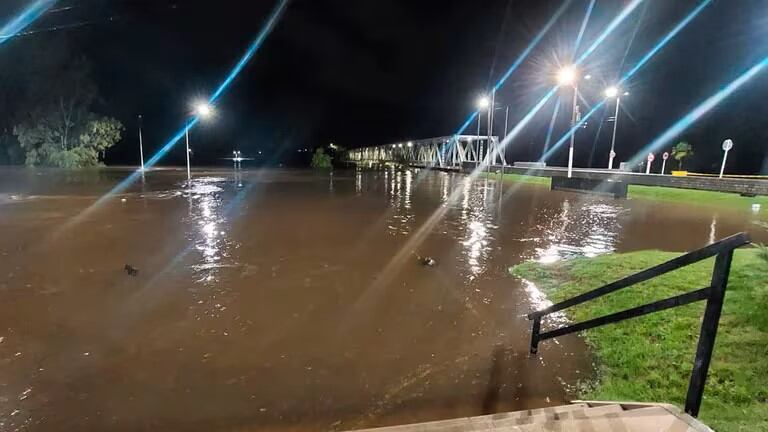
540,100,605,162
209,0,289,103
623,0,712,79
59,0,289,231
492,0,573,93
493,0,645,161
631,56,768,166
575,0,644,65
572,0,596,57
499,88,557,151
441,0,573,157
0,0,57,45
543,0,713,163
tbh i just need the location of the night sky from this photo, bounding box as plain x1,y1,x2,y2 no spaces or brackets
1,0,767,173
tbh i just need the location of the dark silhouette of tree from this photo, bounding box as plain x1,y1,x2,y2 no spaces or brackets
0,36,123,167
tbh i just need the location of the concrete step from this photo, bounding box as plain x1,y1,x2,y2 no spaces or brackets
349,403,711,432
488,404,624,428
350,404,618,432
490,406,697,431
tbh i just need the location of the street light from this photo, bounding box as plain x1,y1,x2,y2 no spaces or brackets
232,150,242,169
195,102,212,119
185,101,214,182
557,66,579,178
557,66,577,86
604,86,628,170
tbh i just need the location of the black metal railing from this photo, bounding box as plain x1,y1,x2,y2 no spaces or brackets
527,232,751,417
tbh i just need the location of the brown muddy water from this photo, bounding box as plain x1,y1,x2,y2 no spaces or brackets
0,167,765,431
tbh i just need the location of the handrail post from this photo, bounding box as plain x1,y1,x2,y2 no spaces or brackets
530,316,541,354
684,249,734,417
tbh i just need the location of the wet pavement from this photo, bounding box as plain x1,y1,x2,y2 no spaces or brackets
0,167,765,431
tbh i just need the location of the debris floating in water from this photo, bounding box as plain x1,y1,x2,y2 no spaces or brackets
413,251,436,266
421,257,436,266
124,264,139,276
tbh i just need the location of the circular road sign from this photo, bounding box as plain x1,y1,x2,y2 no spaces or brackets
722,139,733,151
662,152,669,160
647,153,655,162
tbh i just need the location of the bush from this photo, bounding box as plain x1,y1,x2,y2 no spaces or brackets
311,148,332,168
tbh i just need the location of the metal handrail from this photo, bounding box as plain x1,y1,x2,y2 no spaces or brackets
527,232,750,417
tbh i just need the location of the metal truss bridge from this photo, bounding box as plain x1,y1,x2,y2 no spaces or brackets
346,135,506,169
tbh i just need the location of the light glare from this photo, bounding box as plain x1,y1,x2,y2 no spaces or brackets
557,66,577,86
195,102,213,118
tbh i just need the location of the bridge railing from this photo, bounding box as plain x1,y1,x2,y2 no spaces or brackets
527,232,751,417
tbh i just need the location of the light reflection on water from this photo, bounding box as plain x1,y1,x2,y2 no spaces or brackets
183,177,239,323
533,201,622,264
458,178,495,280
386,169,416,236
377,172,624,319
520,279,569,328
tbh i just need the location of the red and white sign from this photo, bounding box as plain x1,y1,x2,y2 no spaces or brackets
647,153,655,162
662,152,669,160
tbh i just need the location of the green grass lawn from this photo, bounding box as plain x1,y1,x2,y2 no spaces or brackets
498,173,551,186
497,173,766,216
628,185,768,214
511,249,768,431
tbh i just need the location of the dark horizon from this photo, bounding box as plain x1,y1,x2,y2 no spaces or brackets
0,0,767,173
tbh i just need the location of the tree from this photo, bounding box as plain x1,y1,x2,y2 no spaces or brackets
0,36,123,168
311,148,332,168
671,141,694,170
15,115,123,168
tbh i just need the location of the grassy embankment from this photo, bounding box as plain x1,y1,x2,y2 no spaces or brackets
498,173,767,214
511,249,768,431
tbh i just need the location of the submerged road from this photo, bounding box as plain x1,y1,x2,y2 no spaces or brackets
0,167,765,431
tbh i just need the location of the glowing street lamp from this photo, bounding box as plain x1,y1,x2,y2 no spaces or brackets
195,102,213,119
232,150,243,169
557,66,578,86
557,66,579,178
604,87,629,169
185,101,215,181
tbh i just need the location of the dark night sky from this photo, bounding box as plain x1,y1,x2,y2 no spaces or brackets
1,0,767,172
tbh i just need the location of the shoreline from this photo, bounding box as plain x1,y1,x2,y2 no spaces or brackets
510,249,768,431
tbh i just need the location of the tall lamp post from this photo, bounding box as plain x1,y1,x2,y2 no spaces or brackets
185,101,214,181
487,90,495,169
138,114,145,171
557,66,579,178
476,96,490,165
605,86,629,170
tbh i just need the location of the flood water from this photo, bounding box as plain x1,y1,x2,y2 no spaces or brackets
0,167,765,431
